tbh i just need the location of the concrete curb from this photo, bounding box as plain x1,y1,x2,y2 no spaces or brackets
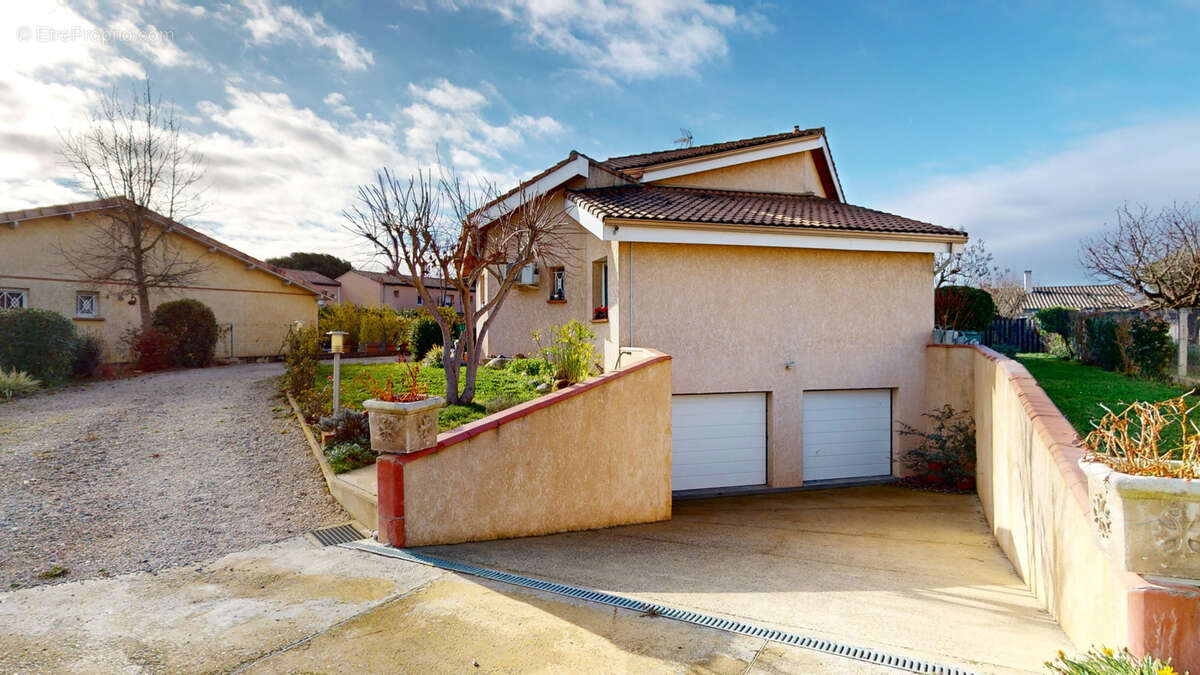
286,392,379,531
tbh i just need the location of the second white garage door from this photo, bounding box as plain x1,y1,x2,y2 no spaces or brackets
802,389,893,482
671,393,767,491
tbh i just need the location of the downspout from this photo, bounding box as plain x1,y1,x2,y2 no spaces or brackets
628,242,634,347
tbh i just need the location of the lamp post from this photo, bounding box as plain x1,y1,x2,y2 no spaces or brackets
327,331,348,416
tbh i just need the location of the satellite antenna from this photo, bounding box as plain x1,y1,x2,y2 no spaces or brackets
673,128,693,148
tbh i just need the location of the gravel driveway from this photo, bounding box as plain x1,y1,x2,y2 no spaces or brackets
0,362,345,589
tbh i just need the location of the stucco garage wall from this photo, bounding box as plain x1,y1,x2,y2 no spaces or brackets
0,212,318,362
652,151,826,196
387,352,672,547
624,242,932,487
929,345,1200,668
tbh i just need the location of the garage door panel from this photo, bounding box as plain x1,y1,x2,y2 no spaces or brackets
803,389,892,482
672,393,766,491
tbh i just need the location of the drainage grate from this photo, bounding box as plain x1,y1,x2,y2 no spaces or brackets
342,541,979,675
309,524,365,547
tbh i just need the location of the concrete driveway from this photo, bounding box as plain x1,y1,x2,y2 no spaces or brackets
420,485,1073,674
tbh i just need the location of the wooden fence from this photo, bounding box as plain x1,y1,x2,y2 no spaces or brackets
981,317,1045,353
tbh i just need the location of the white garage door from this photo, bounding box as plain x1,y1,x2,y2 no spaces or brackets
802,389,893,482
672,393,767,491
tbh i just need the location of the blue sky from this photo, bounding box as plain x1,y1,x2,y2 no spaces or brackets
5,0,1200,282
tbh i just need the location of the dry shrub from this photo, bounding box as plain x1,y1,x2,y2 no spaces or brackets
1083,394,1200,478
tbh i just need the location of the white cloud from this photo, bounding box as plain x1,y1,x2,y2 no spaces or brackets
240,0,374,71
323,92,355,118
464,0,768,81
885,118,1200,284
409,78,488,111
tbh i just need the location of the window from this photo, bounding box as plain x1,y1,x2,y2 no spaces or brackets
591,259,608,320
0,289,26,310
75,292,99,318
441,294,455,307
549,267,566,301
393,289,399,297
416,295,423,306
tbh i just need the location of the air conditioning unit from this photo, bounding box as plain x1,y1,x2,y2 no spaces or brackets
517,263,539,287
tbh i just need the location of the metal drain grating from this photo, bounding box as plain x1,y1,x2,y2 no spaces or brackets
342,541,979,675
309,524,364,547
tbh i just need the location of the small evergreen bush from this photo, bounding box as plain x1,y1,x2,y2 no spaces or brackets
934,286,996,331
151,299,219,368
1128,317,1173,379
72,334,105,378
0,308,78,385
316,409,370,447
325,441,377,474
408,314,443,361
283,326,321,396
130,329,171,372
897,405,976,490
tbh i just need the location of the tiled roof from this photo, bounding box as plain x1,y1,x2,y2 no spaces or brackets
281,268,340,286
1022,285,1136,312
0,197,326,297
352,270,458,289
601,127,824,171
566,185,963,237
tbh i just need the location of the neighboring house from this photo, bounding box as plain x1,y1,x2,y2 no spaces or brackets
0,197,325,363
1018,271,1136,315
336,269,472,312
476,126,967,493
281,268,341,304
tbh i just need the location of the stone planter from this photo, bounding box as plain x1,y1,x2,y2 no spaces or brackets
363,396,445,454
1081,458,1200,579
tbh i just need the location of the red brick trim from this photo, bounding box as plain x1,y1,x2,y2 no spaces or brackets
377,454,406,547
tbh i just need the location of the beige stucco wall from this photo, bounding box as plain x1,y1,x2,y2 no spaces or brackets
927,346,1131,653
0,212,318,362
337,271,468,313
628,243,933,487
337,271,384,307
652,151,826,196
401,354,672,546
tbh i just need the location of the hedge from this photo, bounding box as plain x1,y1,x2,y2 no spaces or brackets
0,308,78,385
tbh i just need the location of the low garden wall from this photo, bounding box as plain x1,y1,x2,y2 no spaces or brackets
378,350,672,548
927,345,1200,668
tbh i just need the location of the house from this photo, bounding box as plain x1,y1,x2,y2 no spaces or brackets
281,268,341,304
336,269,472,312
477,126,967,492
1018,270,1135,315
0,197,325,363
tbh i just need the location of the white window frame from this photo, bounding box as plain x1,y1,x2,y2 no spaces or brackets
0,289,27,310
75,291,99,318
551,267,566,301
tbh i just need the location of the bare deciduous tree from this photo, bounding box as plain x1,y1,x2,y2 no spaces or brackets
344,167,573,405
982,275,1027,318
934,238,999,287
59,81,207,332
1082,202,1200,309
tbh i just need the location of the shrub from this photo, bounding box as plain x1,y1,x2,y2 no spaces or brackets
422,344,444,368
325,441,377,474
991,343,1019,358
896,405,976,490
297,383,332,423
1046,333,1072,360
359,312,388,345
151,299,219,368
508,358,554,379
934,285,995,331
1046,646,1178,675
0,369,41,400
1082,315,1122,371
1084,395,1200,479
1128,317,1173,379
283,326,321,396
72,334,105,378
408,314,443,361
129,328,171,372
316,409,370,447
534,320,598,385
319,303,364,349
0,308,78,385
1035,307,1075,339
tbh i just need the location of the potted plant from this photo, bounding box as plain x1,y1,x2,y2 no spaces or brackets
1080,395,1200,578
358,365,444,454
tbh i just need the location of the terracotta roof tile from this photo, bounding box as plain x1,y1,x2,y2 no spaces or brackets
1021,285,1136,312
280,268,340,286
567,185,963,237
601,127,825,171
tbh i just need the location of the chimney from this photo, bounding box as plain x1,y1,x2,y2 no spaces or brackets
1023,270,1033,293
793,125,800,134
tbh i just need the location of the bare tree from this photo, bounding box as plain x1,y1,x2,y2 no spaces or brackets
344,167,573,405
934,238,999,287
983,275,1027,318
1082,202,1200,309
59,80,207,332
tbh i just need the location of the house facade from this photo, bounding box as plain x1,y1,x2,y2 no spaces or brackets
336,269,471,313
0,198,324,363
478,127,967,492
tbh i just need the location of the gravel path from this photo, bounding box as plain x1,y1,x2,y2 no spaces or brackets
0,362,346,589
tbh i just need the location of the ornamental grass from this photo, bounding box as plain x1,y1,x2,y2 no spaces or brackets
1083,394,1200,479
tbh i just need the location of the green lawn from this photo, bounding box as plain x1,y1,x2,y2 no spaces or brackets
316,361,545,431
1017,353,1199,437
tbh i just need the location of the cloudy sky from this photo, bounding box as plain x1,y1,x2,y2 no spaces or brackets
3,0,1200,282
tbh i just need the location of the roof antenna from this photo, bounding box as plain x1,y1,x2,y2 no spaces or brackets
673,128,693,148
